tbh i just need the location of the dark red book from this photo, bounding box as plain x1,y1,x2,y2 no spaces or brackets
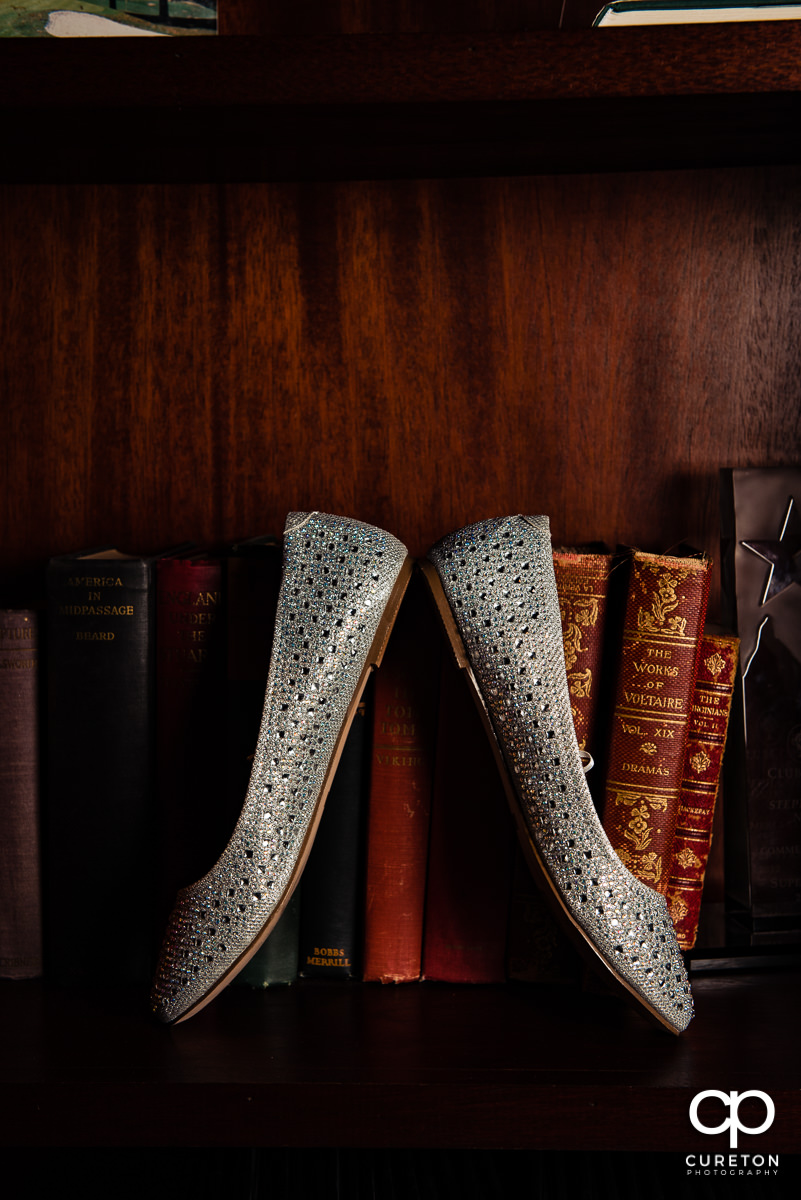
361,577,440,983
666,632,739,948
224,535,281,815
155,554,228,922
0,610,43,979
421,649,515,984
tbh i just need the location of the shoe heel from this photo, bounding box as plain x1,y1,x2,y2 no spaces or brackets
418,560,470,671
420,557,503,748
368,555,414,669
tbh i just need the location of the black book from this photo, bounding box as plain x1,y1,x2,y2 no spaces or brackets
45,546,183,986
298,697,369,980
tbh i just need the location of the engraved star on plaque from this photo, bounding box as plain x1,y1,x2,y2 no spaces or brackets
741,494,801,606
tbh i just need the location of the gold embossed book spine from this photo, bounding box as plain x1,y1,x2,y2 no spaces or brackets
601,550,711,895
666,633,739,948
552,550,614,759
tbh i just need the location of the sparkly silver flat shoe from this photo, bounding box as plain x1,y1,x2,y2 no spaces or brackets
421,515,693,1035
151,512,412,1024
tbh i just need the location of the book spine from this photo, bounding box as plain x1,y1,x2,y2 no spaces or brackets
361,578,439,983
298,701,368,979
225,542,281,817
0,611,43,979
666,633,739,949
506,847,582,985
552,551,614,758
45,556,158,984
601,551,711,894
237,890,300,988
422,652,515,984
155,557,227,919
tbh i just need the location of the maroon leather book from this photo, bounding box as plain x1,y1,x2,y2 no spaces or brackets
666,632,739,949
552,548,615,760
362,577,439,982
422,649,515,984
0,610,43,979
155,555,228,921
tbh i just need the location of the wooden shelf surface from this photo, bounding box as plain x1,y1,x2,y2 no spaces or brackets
2,28,801,180
2,969,799,1150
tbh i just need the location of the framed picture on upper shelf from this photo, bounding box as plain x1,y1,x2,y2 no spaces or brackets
594,0,801,22
0,0,217,37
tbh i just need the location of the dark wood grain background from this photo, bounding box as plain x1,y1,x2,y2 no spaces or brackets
4,167,800,614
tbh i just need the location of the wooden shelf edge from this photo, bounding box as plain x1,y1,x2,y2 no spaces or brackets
2,29,801,181
3,28,801,109
2,92,800,183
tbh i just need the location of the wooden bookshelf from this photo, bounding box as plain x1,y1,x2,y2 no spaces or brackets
1,8,800,1163
2,970,800,1150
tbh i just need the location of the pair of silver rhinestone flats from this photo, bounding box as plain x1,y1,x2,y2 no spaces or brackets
151,511,693,1034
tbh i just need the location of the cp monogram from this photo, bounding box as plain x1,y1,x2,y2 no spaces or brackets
690,1090,775,1149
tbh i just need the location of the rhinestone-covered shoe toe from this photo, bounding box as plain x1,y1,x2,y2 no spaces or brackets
423,515,693,1034
151,512,411,1024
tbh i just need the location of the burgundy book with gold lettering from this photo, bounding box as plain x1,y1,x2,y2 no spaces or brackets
601,549,711,894
552,548,615,761
666,632,739,948
155,555,227,924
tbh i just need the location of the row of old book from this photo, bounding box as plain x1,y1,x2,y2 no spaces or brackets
0,535,738,989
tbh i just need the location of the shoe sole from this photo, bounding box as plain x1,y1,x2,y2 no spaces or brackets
170,554,415,1024
420,558,682,1036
